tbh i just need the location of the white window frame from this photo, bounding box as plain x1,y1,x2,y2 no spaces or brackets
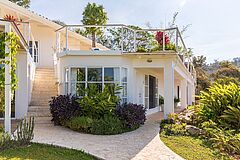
29,40,39,63
66,67,127,103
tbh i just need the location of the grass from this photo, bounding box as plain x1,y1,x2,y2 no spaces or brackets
0,143,98,160
160,135,232,160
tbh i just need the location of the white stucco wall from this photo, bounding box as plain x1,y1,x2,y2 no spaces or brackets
15,51,28,119
58,54,196,116
31,23,56,68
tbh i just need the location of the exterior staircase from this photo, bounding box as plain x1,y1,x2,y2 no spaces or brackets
28,68,58,125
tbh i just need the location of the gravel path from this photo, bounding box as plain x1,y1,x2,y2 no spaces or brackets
33,112,184,160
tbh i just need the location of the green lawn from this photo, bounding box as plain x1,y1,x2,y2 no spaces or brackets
160,135,232,160
0,143,98,160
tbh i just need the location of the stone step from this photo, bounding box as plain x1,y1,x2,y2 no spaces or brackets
34,76,56,80
30,116,52,124
30,101,50,106
32,88,57,92
28,111,51,117
34,77,57,84
28,105,50,112
31,97,52,102
31,95,55,100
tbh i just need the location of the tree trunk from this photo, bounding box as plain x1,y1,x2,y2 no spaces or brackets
92,32,96,48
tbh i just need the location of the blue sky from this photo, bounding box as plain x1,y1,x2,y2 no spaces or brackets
30,0,240,62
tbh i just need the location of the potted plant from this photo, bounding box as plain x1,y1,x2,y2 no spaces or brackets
159,95,164,111
174,97,180,108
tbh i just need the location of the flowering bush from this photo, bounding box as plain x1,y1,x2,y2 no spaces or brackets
155,31,170,46
116,103,146,129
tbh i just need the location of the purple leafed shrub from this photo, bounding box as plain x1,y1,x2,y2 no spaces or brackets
49,95,82,125
116,103,146,129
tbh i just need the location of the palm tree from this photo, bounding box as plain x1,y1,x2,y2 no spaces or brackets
82,3,108,48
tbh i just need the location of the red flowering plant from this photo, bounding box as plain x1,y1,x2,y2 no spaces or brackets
155,31,176,51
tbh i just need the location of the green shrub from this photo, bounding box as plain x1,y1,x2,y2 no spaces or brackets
0,133,14,151
199,83,240,125
66,116,93,133
160,123,188,136
77,84,121,119
90,115,124,135
221,106,240,131
14,117,34,145
0,117,34,151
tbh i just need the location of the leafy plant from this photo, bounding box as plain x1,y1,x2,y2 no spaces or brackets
49,95,82,125
81,2,108,48
9,0,31,8
14,117,34,145
77,84,121,119
174,97,180,103
159,95,164,105
160,123,188,136
116,103,146,129
90,115,124,135
0,117,34,151
199,83,240,123
221,106,240,131
66,116,93,133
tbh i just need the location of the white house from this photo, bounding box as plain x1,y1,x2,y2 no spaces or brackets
0,0,196,127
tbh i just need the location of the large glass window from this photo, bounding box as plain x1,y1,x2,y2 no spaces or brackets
68,67,127,102
88,68,102,81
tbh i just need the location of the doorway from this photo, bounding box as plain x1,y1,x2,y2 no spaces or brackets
145,75,158,110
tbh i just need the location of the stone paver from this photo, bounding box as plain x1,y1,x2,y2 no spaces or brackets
33,112,184,160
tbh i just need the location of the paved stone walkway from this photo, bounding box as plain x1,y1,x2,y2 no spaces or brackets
33,112,184,160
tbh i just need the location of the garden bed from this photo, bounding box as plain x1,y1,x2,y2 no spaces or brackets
160,83,240,159
49,85,146,135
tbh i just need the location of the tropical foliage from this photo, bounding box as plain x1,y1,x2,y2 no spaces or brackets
9,0,30,8
49,95,82,125
0,32,19,117
49,85,146,135
81,2,108,48
160,82,240,158
0,117,34,151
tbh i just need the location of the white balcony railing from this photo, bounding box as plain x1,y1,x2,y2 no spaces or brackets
56,24,196,80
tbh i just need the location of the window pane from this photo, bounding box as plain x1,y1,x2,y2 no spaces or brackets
104,68,120,82
88,68,102,81
65,82,68,94
88,83,102,93
145,98,149,109
121,68,127,82
65,68,69,82
122,83,127,97
122,98,127,104
76,83,85,96
71,68,85,82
